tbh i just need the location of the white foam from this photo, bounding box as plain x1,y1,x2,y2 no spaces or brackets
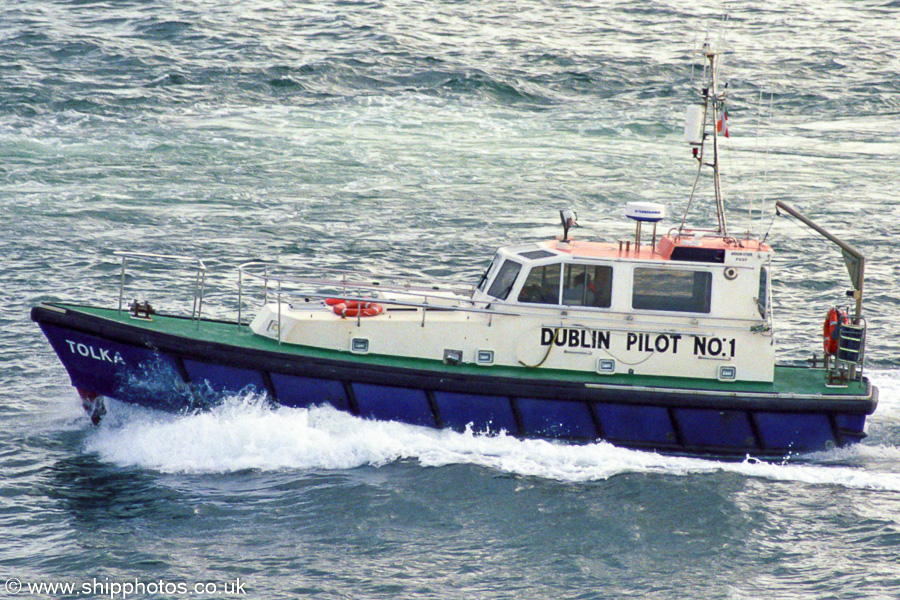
82,372,900,492
868,369,900,420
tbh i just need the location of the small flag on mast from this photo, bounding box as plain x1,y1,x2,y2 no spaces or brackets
717,104,729,137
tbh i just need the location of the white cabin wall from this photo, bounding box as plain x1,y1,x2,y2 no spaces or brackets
250,299,776,383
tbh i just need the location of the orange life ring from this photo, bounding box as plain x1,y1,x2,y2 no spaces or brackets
823,307,847,355
326,298,384,318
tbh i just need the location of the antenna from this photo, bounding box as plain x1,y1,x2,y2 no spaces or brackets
559,209,578,242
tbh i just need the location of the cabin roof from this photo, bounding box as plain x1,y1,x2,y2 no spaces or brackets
533,233,771,264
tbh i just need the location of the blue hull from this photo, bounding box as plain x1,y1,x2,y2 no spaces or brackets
32,305,877,459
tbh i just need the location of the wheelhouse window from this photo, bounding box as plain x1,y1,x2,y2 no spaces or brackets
518,262,613,307
518,263,561,304
562,264,612,308
632,268,711,313
476,255,500,292
486,259,522,300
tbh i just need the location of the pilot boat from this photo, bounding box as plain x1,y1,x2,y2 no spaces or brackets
32,45,877,458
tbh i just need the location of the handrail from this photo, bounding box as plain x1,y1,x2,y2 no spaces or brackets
237,262,487,322
237,262,475,325
114,251,207,323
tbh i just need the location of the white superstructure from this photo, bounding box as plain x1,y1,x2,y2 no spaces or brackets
248,225,775,383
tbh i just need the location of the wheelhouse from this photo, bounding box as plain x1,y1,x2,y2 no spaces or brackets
472,235,772,325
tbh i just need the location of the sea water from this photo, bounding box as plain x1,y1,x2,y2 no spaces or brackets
2,1,900,598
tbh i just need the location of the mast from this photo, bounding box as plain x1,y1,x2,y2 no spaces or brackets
680,42,729,236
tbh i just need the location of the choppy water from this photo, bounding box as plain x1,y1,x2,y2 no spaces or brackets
2,1,900,598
